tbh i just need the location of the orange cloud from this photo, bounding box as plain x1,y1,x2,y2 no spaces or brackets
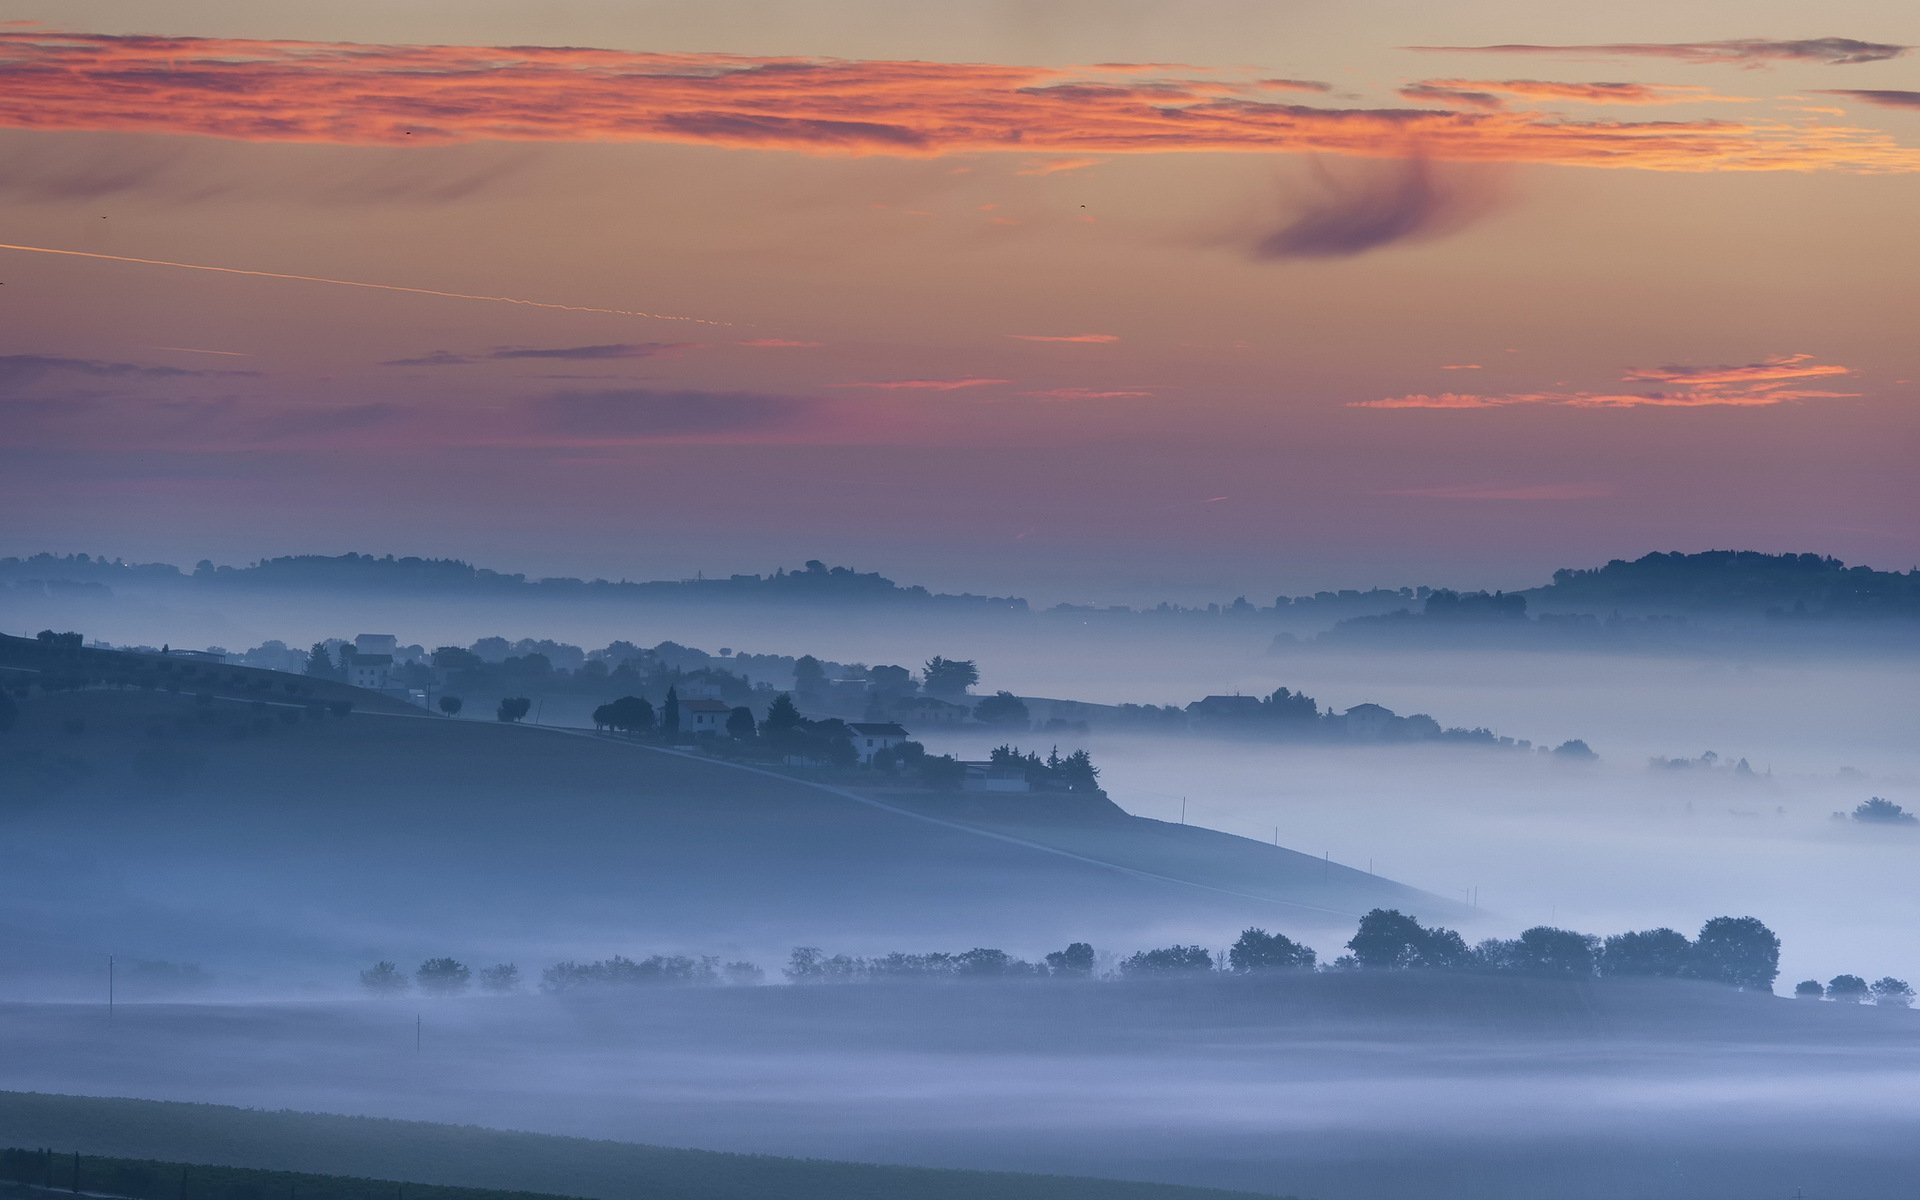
738,338,823,348
0,31,1916,173
1009,333,1119,343
837,377,1008,390
1016,156,1104,175
1622,352,1851,387
1354,354,1857,409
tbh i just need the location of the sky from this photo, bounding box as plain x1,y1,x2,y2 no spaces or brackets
1,1,1916,603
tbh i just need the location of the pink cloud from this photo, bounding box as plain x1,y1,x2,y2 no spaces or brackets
1353,354,1858,409
1009,333,1120,344
1023,387,1154,400
738,338,823,348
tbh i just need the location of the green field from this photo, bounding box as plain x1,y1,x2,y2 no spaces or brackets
0,1094,1287,1200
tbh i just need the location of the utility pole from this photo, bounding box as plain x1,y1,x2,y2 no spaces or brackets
108,954,114,1015
1180,796,1186,825
415,1013,421,1053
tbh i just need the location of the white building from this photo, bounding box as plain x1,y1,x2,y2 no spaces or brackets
846,721,909,763
347,653,393,691
683,697,733,736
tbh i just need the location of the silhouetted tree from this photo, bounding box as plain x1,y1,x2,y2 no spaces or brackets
600,695,654,735
416,957,472,995
1045,942,1096,978
1552,739,1598,761
359,961,408,994
917,753,966,789
1853,797,1917,824
1346,909,1471,970
1507,926,1599,977
1120,945,1215,976
1692,916,1780,991
478,963,520,993
1827,974,1870,1003
1229,928,1316,972
1794,979,1825,999
973,691,1030,728
726,706,756,739
792,655,828,698
922,656,979,699
303,642,336,679
1871,977,1914,1008
1057,749,1100,792
437,695,462,717
496,697,532,723
662,686,681,737
1599,928,1693,978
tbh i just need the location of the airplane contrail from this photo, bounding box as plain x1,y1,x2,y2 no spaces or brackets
0,241,727,326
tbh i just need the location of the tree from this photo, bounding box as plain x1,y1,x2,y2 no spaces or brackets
1793,979,1825,1000
1871,977,1915,1008
917,753,966,789
726,706,756,739
1552,739,1598,761
304,642,336,679
478,963,520,993
438,695,463,717
1826,974,1870,1003
974,691,1031,728
793,655,828,697
1691,916,1780,991
1853,797,1917,824
1120,945,1215,976
359,961,408,994
496,697,532,723
1346,909,1471,970
1057,749,1100,793
1229,928,1316,973
922,656,979,699
1045,942,1095,978
662,686,681,737
1505,927,1599,978
761,692,803,739
432,646,485,672
600,695,654,735
1599,928,1693,978
416,957,472,995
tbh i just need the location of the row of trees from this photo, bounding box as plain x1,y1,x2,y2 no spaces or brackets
357,911,1916,1001
1794,975,1914,1006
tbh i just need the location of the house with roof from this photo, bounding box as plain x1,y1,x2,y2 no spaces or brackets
346,653,393,691
1186,694,1264,722
846,721,909,763
961,760,1031,793
892,695,970,726
683,697,734,737
1341,702,1398,741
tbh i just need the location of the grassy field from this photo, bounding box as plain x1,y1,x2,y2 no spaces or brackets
0,685,1450,982
0,1094,1285,1200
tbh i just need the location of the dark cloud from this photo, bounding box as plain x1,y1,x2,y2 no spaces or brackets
0,354,253,386
1249,156,1502,260
490,343,691,361
1818,89,1920,110
383,343,690,367
1399,83,1505,110
1409,38,1909,66
0,135,539,205
380,350,475,368
522,388,814,440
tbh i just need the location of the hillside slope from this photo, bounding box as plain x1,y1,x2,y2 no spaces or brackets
0,688,1446,987
0,1093,1280,1200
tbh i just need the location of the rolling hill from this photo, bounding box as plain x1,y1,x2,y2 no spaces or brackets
0,675,1447,990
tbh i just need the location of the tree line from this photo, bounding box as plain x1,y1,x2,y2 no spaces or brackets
354,909,1910,1002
